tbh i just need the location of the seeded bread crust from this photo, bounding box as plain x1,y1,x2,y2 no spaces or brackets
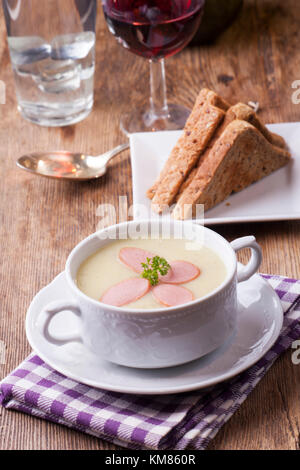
147,88,230,204
173,120,291,219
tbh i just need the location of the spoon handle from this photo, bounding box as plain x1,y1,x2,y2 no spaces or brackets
100,142,130,164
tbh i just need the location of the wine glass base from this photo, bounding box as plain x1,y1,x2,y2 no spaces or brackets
120,103,191,136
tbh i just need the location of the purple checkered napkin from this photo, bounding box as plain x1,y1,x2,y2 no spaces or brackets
1,275,300,450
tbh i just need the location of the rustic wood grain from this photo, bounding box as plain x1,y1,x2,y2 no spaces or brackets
0,0,300,450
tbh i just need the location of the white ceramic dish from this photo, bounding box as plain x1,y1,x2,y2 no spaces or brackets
34,220,262,369
25,270,283,395
130,122,300,225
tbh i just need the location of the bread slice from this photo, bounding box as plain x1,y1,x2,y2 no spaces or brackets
148,89,230,212
226,103,287,149
173,120,291,220
147,88,229,200
175,102,288,201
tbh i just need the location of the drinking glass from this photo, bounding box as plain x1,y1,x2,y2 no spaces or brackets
102,0,205,135
2,0,97,127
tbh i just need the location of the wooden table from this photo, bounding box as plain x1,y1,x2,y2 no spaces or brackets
1,0,300,450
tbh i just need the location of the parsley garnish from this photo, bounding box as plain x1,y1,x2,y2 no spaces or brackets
141,256,171,286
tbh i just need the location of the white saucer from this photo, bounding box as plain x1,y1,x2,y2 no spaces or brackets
26,272,283,395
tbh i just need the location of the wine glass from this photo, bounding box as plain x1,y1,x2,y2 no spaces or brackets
102,0,205,135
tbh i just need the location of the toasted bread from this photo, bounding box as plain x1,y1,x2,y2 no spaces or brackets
148,89,230,210
226,103,287,149
175,102,289,202
173,120,291,219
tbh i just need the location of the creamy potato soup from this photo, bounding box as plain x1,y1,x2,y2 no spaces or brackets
76,238,227,310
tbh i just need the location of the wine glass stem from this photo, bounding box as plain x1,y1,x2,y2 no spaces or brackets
149,59,169,119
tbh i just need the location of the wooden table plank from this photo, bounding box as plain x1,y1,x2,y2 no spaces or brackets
0,0,300,450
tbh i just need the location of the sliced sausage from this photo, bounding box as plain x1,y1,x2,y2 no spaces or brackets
161,261,200,284
119,247,155,274
101,278,150,307
152,284,194,307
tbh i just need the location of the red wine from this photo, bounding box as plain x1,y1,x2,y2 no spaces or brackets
103,0,205,60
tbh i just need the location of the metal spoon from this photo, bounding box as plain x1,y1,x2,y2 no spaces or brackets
16,142,130,181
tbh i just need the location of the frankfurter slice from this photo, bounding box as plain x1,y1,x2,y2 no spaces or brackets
119,247,155,274
101,278,150,307
152,284,194,307
161,261,200,284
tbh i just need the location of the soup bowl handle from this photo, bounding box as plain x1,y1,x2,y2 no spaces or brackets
39,300,83,346
231,236,262,283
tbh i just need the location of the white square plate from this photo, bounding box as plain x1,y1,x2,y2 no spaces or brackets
130,122,300,225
